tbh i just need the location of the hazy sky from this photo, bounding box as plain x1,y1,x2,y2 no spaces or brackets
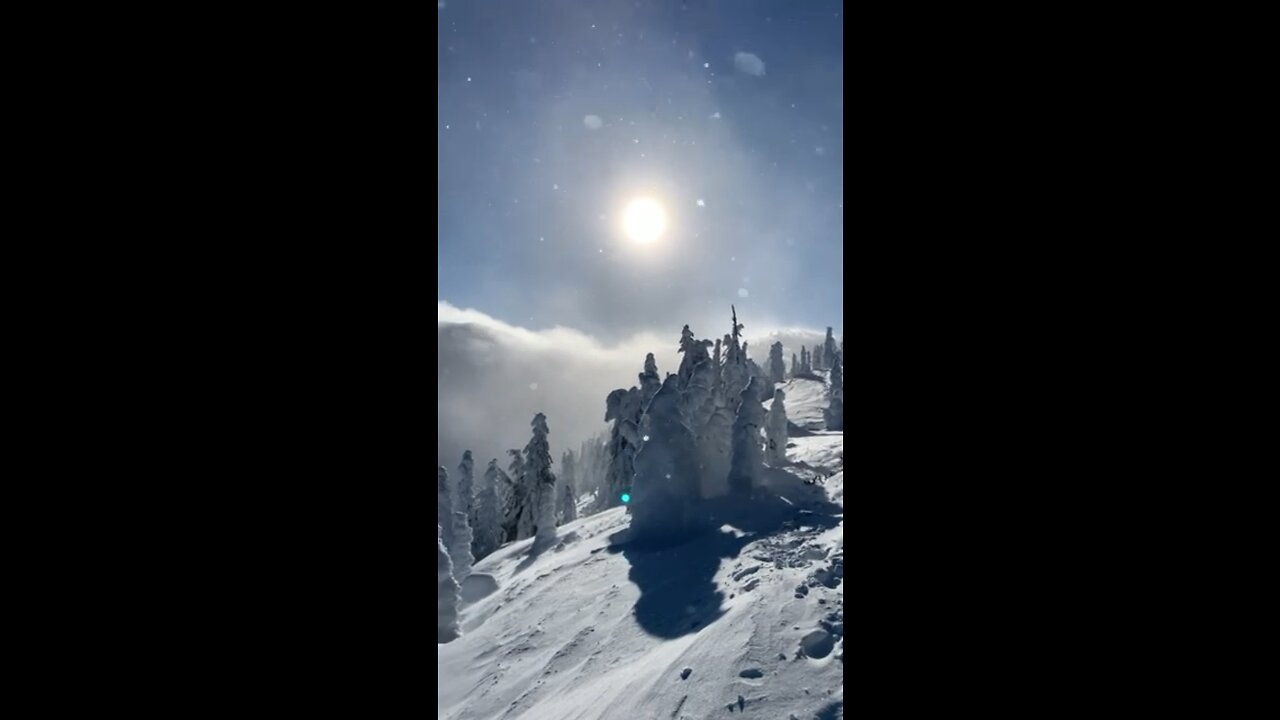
438,0,843,469
438,0,843,340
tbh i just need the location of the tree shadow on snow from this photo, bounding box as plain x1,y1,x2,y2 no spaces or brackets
607,469,842,640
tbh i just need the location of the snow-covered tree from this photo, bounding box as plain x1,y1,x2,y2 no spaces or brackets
823,327,838,369
825,358,845,431
438,524,460,643
800,346,810,374
722,308,749,397
677,325,711,391
630,376,704,541
456,451,475,526
766,388,789,466
505,449,530,542
438,466,453,541
438,466,472,583
768,342,786,384
558,450,578,524
450,510,473,581
471,459,503,560
680,358,716,435
639,353,662,407
747,357,773,401
523,412,558,547
812,344,825,372
728,376,767,496
558,480,577,525
699,370,735,498
713,337,722,369
791,352,799,378
604,386,644,509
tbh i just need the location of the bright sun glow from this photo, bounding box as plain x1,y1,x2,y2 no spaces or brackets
622,198,667,243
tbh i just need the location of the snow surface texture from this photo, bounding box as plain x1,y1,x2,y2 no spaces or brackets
438,375,843,720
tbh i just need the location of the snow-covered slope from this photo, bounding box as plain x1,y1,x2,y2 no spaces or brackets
438,417,844,720
778,374,830,432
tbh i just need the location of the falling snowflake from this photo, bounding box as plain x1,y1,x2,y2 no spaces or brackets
738,288,749,298
711,112,721,119
467,77,472,82
529,383,539,391
643,435,650,442
704,62,710,68
696,199,705,207
583,115,603,130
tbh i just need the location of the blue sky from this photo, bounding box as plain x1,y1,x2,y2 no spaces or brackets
438,0,843,342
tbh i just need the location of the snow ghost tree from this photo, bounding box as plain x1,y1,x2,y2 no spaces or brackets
450,509,473,582
791,352,799,378
629,375,704,542
825,358,845,431
800,346,810,374
437,465,472,583
639,353,662,407
700,368,735,498
438,524,460,643
471,459,502,560
558,450,578,524
812,345,825,372
728,377,767,496
558,478,577,525
438,466,453,542
679,358,716,437
604,386,644,509
766,388,789,466
722,307,749,397
747,357,773,401
505,449,530,542
823,327,838,369
768,342,786,384
456,451,475,527
677,325,712,391
523,412,558,548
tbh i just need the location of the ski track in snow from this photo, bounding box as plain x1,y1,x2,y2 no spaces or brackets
439,375,843,720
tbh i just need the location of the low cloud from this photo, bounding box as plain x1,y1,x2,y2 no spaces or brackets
733,52,766,76
438,302,831,474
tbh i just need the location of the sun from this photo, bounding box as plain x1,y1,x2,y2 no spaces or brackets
622,197,667,244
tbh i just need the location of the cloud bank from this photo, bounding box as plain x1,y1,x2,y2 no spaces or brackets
437,302,830,474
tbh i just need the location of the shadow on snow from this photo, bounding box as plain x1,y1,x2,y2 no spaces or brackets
607,467,841,639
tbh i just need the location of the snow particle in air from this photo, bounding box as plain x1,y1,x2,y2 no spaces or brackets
643,435,650,442
696,199,705,207
467,77,472,82
711,111,721,119
583,115,603,130
529,383,538,391
738,288,749,298
733,52,766,76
